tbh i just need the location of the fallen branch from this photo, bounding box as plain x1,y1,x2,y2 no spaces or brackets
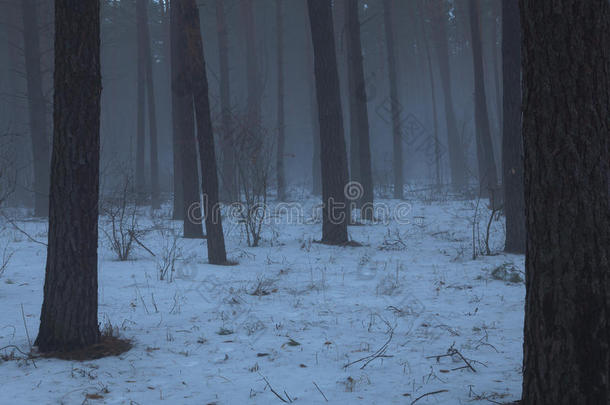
260,374,291,403
410,389,448,405
313,381,328,402
344,329,394,369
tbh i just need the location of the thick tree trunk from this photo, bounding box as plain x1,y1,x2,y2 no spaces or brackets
135,0,147,204
431,0,468,190
382,0,403,200
469,0,498,198
36,0,101,352
501,0,524,254
276,0,286,201
307,0,349,245
170,0,203,239
521,0,610,403
345,0,373,218
183,0,227,264
215,0,235,202
21,0,50,217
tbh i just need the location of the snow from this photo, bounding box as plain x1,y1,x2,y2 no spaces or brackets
0,194,524,404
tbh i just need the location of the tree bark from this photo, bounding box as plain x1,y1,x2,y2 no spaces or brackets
36,0,101,352
170,0,203,239
183,0,227,264
135,0,146,204
521,0,610,403
345,0,373,217
501,0,524,254
382,0,403,200
469,0,498,197
21,0,50,217
276,0,286,201
307,0,349,245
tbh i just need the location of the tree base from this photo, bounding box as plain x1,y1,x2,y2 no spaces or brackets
38,336,132,361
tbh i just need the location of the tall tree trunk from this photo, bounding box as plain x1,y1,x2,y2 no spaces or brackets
241,0,261,131
169,0,184,220
36,0,101,352
490,0,502,137
138,0,160,209
431,0,468,190
521,0,610,403
305,9,322,196
382,0,403,200
275,0,286,201
345,0,373,218
215,0,235,202
21,0,50,217
307,0,349,245
183,0,227,264
469,0,498,198
135,0,147,204
501,0,524,254
170,0,203,239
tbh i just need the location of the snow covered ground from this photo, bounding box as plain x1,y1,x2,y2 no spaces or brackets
0,192,524,404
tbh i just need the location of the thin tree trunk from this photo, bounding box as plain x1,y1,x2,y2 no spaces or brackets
305,9,322,196
241,0,261,132
469,0,498,198
170,0,203,239
36,0,101,352
501,0,524,254
382,0,403,200
345,0,373,218
521,0,610,402
136,0,147,204
215,0,235,202
183,0,227,264
276,0,286,201
307,0,349,245
21,0,50,217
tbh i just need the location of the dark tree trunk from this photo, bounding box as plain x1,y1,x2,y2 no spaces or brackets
305,12,322,196
469,0,498,197
215,0,235,202
501,0,524,254
183,0,227,264
345,0,373,218
36,0,101,352
21,0,50,217
490,0,502,136
170,0,203,239
276,0,286,201
431,0,468,190
135,0,146,204
521,0,610,403
307,0,349,245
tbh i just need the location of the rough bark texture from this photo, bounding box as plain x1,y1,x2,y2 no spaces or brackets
345,0,373,217
36,0,101,352
521,0,610,403
382,0,403,200
135,0,146,204
184,0,227,264
276,0,286,201
469,0,498,196
501,0,524,254
307,0,349,244
21,0,50,217
170,0,203,239
431,0,468,190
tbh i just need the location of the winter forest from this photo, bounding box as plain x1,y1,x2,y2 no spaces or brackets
0,0,608,403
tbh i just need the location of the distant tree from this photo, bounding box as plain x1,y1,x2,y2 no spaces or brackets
276,0,286,201
21,0,50,217
501,0,524,253
520,0,610,402
345,0,373,217
305,7,322,196
468,0,498,197
36,0,101,351
382,0,403,200
307,0,349,244
170,0,203,239
183,0,227,264
135,0,146,204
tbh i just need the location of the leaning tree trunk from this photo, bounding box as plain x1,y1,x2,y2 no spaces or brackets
345,0,373,217
469,0,498,198
135,0,146,204
275,0,286,201
521,0,610,403
36,0,101,352
307,0,349,245
431,0,468,190
21,0,50,217
170,0,203,239
183,0,227,264
382,0,404,200
501,0,524,254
